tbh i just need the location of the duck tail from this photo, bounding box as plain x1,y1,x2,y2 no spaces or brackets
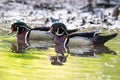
92,33,118,45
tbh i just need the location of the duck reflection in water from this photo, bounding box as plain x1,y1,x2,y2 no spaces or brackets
10,41,27,53
48,23,117,65
9,40,53,53
70,45,116,57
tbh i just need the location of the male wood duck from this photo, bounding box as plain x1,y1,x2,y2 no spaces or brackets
8,21,53,53
48,22,118,65
8,21,79,53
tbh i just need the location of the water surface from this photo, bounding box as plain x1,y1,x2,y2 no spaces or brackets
0,34,120,80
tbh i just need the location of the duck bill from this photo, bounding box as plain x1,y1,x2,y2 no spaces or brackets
8,29,14,35
48,27,53,33
8,26,16,35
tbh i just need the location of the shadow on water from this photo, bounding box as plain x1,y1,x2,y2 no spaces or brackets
7,40,53,53
3,40,46,59
47,44,117,65
7,40,117,56
70,45,117,57
7,40,117,62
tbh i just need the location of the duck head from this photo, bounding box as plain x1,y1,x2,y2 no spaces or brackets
8,21,31,35
49,22,68,36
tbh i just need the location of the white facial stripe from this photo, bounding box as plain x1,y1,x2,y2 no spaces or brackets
25,31,29,46
56,32,64,36
56,28,59,34
56,28,64,36
64,38,68,52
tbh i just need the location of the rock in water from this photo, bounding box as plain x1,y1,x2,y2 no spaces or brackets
112,6,120,20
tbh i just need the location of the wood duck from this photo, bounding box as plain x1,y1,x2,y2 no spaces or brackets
8,21,79,53
49,22,118,65
8,21,53,53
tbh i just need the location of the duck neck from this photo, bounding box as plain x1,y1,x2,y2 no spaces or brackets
54,35,69,53
17,31,29,47
17,26,29,34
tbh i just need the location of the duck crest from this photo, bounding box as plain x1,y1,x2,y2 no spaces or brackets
12,21,31,30
8,21,31,35
50,22,68,36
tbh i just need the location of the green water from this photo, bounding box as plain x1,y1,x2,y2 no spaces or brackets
0,33,120,80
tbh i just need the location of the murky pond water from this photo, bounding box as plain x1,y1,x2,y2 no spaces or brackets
0,33,120,80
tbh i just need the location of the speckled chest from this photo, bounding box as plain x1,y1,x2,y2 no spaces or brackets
54,35,68,53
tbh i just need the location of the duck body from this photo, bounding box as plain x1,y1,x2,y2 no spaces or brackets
68,32,117,54
69,37,92,46
27,30,54,49
29,30,53,40
68,37,92,55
